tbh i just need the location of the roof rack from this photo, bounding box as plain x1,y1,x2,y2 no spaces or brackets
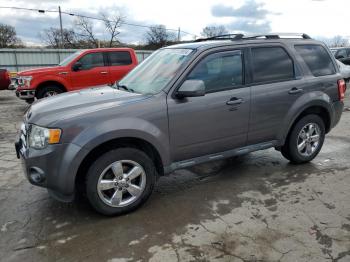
194,33,312,42
244,33,312,40
194,34,244,42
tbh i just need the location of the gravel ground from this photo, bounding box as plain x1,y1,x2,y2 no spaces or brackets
0,90,349,262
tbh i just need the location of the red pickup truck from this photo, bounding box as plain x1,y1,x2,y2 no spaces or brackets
0,69,11,90
15,48,138,103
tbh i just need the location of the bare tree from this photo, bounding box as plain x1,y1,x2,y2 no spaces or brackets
324,35,349,48
75,17,99,48
40,27,79,48
200,26,228,38
101,12,124,47
145,25,175,48
0,23,22,48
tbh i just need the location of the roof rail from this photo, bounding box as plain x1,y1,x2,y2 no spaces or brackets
244,33,312,40
195,34,244,42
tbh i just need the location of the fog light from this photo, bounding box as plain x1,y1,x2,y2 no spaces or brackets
29,167,45,183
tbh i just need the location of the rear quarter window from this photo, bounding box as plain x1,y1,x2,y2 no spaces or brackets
295,45,336,77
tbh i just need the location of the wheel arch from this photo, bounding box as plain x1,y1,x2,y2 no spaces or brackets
75,137,164,194
35,81,67,98
279,104,331,147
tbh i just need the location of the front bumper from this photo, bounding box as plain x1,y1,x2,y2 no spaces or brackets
15,89,35,99
15,133,87,202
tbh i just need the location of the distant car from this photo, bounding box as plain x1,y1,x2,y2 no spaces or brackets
15,48,138,103
337,60,350,84
331,47,350,65
0,69,11,90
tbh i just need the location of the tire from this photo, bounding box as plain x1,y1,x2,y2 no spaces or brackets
25,98,34,104
281,114,325,164
86,148,157,216
36,85,63,99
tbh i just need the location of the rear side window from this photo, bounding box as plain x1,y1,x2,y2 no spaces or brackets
78,52,105,70
295,45,336,77
108,51,132,66
251,47,294,83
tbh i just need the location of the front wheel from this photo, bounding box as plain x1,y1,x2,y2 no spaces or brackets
86,148,157,216
281,114,325,164
36,85,63,99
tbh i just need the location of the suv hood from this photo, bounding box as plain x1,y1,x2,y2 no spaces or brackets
26,86,149,126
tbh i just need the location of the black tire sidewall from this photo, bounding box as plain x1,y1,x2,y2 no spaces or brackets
86,148,157,216
286,114,325,164
37,85,63,99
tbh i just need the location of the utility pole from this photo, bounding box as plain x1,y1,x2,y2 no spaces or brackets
177,27,181,42
58,6,64,49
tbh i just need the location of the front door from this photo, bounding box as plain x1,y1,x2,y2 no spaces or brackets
167,50,250,161
70,51,110,90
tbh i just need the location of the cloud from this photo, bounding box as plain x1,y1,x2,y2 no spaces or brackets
210,1,277,34
227,20,271,34
212,0,271,19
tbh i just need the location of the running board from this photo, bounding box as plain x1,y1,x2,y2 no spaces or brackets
164,140,277,174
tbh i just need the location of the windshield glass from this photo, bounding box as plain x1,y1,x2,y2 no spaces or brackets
117,48,195,94
58,51,84,66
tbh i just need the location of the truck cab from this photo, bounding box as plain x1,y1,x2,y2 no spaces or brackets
15,48,138,103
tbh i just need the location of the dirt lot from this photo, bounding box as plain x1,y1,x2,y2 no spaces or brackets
0,90,350,262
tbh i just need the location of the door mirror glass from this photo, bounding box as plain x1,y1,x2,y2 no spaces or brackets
72,61,82,71
176,80,205,98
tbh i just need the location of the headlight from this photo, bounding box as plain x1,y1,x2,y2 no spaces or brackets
28,125,62,149
17,76,32,88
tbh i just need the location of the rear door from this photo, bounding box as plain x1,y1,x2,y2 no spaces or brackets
70,51,110,90
248,45,304,145
107,51,135,84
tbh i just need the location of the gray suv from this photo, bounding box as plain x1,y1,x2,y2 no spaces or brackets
15,33,346,215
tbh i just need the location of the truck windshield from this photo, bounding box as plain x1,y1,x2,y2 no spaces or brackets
58,51,84,66
117,48,195,94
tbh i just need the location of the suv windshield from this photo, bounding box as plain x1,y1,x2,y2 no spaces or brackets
58,51,84,66
117,48,195,94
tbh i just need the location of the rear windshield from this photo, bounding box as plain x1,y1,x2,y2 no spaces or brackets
295,45,336,77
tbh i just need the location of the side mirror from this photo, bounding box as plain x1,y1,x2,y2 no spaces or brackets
176,80,205,98
72,61,82,71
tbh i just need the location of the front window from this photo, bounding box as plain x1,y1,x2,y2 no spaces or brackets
186,51,243,93
58,51,84,66
117,48,195,95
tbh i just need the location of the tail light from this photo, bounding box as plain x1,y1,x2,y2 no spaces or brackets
338,79,347,102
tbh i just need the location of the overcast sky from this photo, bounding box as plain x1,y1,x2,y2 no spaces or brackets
0,0,349,45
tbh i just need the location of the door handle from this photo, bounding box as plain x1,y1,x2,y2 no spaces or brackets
288,87,303,94
100,71,108,74
226,97,244,106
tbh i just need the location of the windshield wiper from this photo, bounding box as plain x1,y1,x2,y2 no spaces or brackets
116,83,135,93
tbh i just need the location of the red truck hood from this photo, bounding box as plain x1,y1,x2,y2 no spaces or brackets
18,66,66,76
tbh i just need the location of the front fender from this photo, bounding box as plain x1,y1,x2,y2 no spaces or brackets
71,117,170,167
277,91,333,144
31,75,69,90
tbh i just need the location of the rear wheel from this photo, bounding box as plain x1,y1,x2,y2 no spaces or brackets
281,114,325,164
36,85,63,99
86,148,157,216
